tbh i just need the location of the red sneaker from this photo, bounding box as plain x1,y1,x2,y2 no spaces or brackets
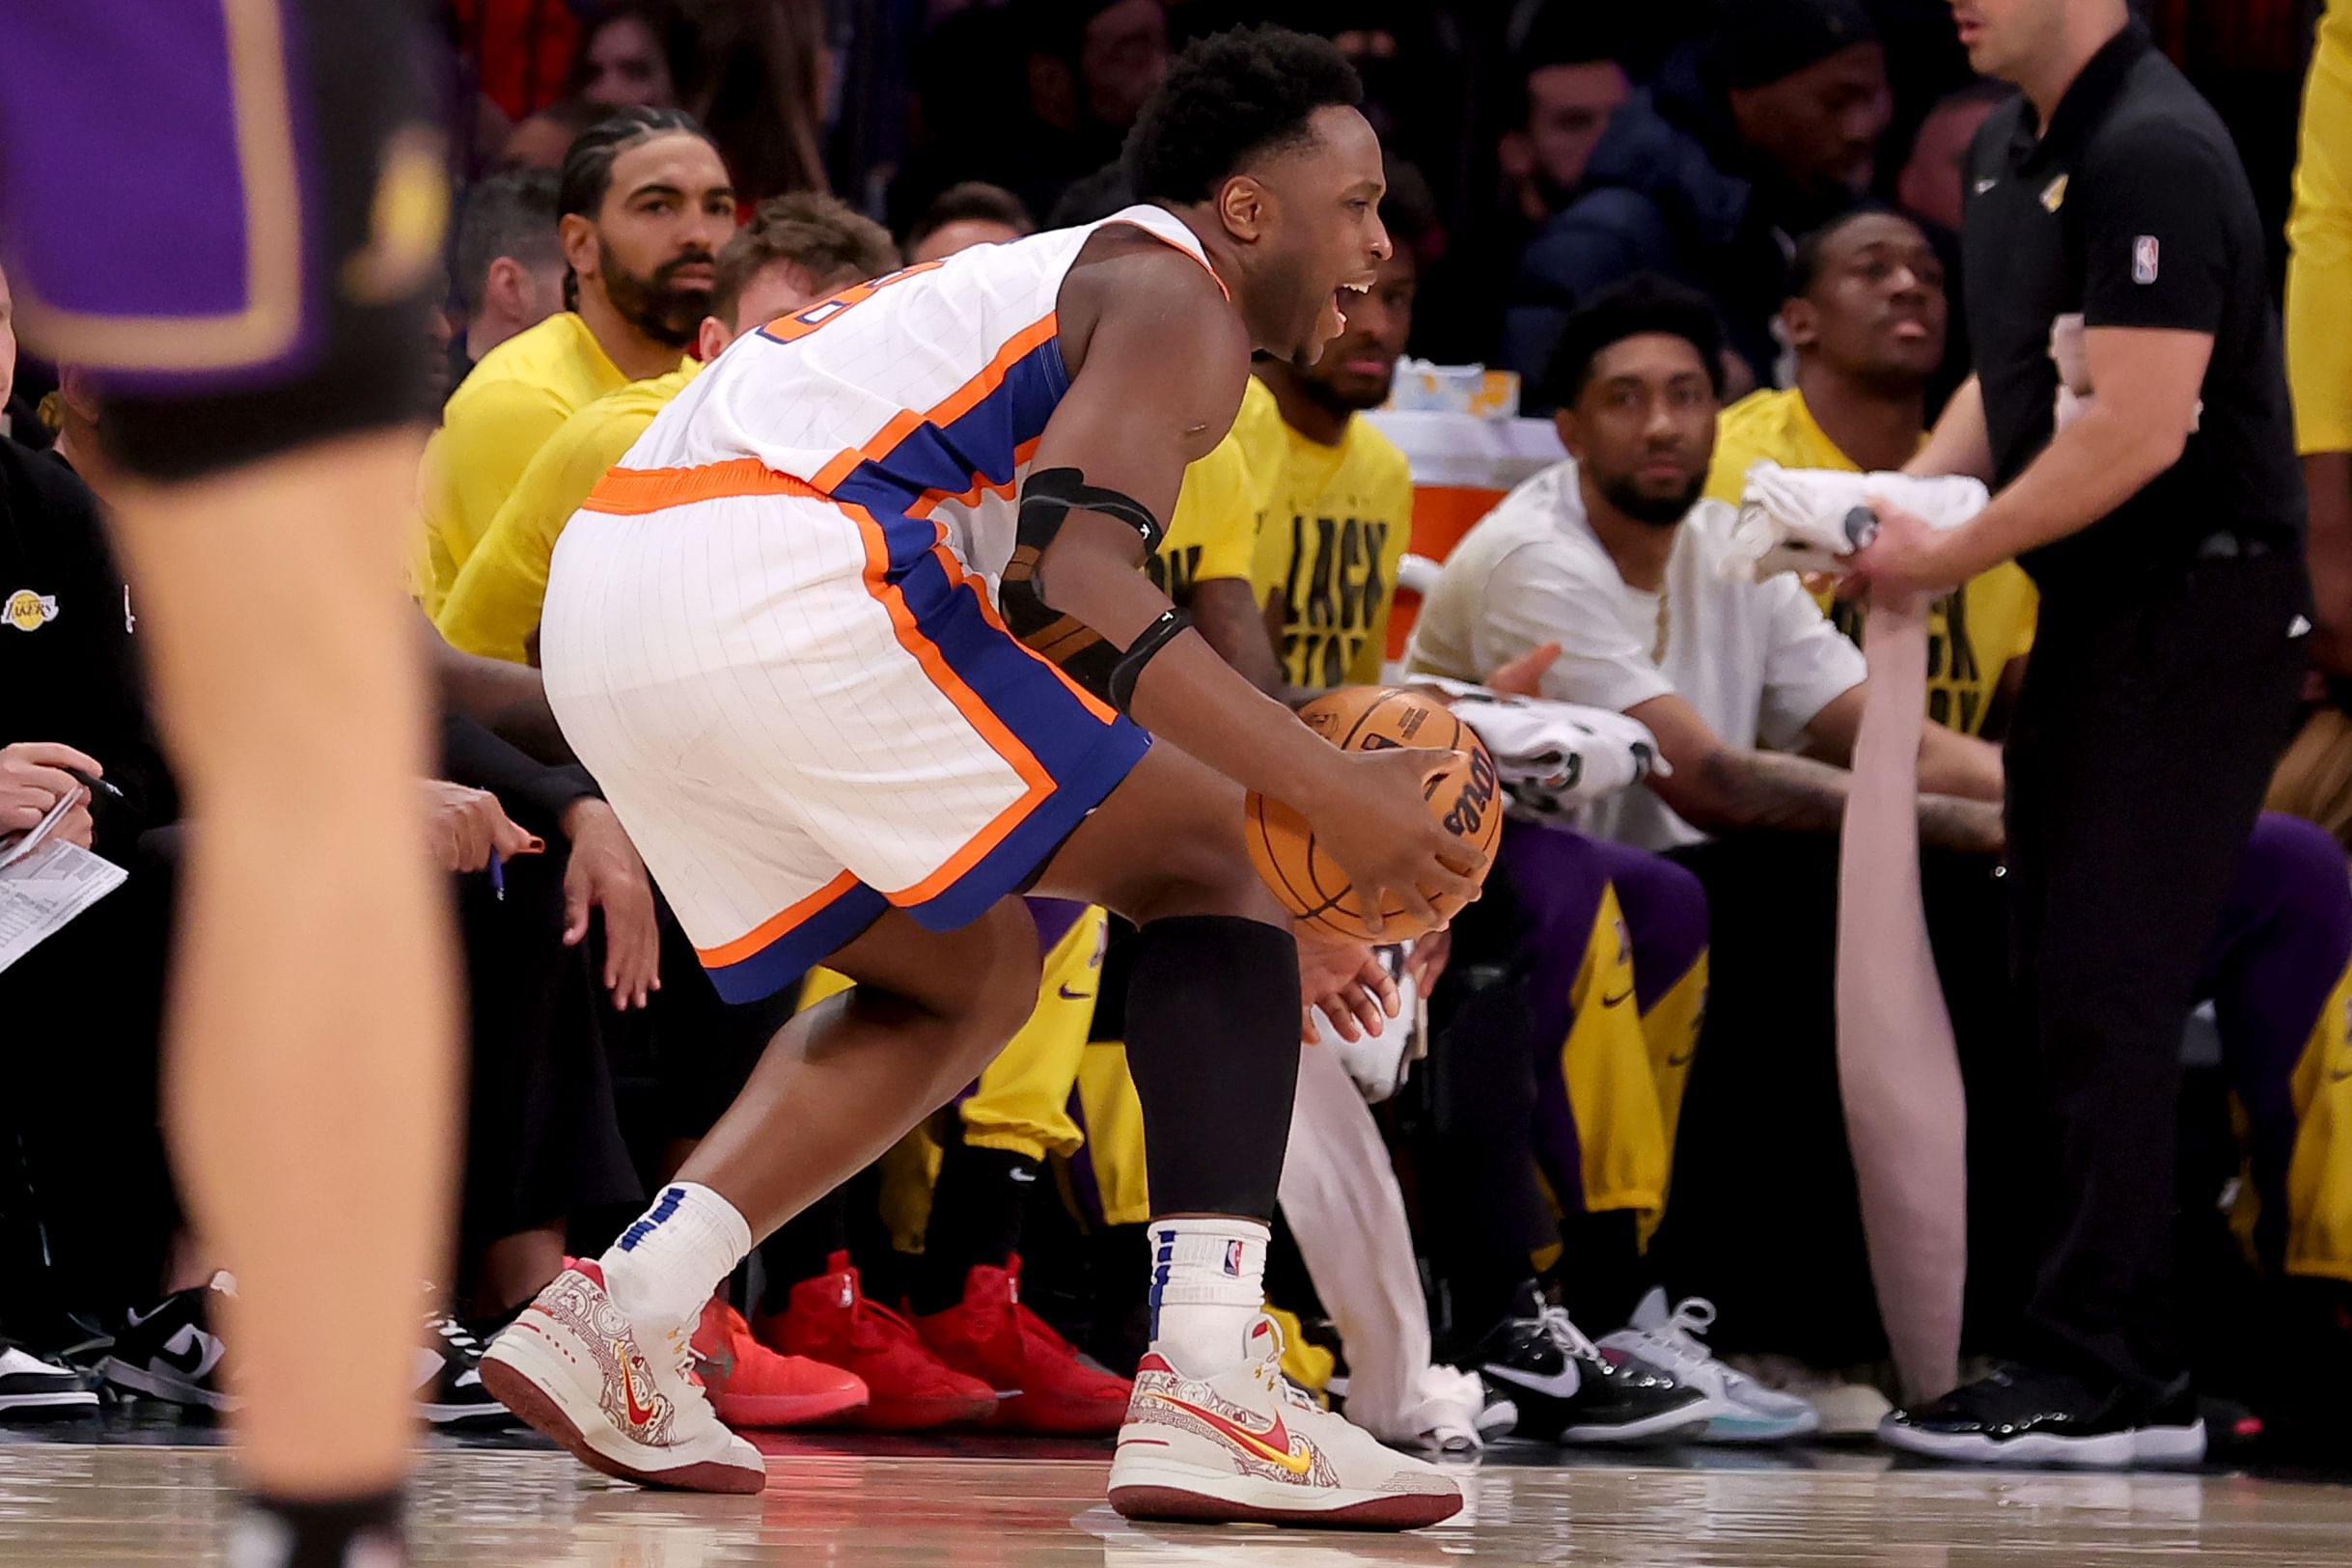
754,1252,997,1430
692,1296,868,1429
914,1256,1132,1435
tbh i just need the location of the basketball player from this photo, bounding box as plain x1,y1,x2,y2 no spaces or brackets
482,26,1480,1527
0,5,453,1566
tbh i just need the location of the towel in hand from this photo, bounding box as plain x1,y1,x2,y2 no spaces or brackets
1724,461,1990,583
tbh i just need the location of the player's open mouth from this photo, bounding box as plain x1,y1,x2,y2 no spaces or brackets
1334,279,1370,328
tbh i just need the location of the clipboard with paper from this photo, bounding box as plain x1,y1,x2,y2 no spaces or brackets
0,788,128,974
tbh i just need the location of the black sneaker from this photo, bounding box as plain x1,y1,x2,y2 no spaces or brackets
1472,1288,1712,1444
0,1343,97,1417
100,1274,235,1412
1880,1363,2205,1468
416,1310,510,1427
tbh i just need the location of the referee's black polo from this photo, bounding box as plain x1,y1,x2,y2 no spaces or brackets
1959,22,2303,591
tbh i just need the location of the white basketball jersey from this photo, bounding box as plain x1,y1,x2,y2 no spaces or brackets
615,204,1219,577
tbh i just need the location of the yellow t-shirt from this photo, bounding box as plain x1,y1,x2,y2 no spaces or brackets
419,313,639,616
1245,387,1414,694
1147,434,1259,603
1705,387,2038,736
1229,373,1288,525
2287,0,2352,454
437,362,700,665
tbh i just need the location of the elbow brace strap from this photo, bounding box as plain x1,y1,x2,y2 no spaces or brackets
1017,467,1166,556
1107,607,1192,714
1000,467,1170,701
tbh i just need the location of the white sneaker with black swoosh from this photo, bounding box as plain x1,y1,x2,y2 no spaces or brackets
480,1262,765,1493
1109,1315,1463,1529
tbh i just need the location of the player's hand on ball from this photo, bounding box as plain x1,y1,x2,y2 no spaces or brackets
561,797,662,1010
1296,931,1397,1045
1305,746,1487,938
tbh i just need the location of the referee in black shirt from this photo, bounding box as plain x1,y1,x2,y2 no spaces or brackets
1850,0,2310,1465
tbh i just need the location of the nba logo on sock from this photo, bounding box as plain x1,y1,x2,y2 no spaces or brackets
1223,1240,1244,1278
2132,235,2160,285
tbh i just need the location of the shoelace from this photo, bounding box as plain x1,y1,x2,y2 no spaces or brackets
1531,1304,1604,1365
1628,1297,1723,1374
428,1314,484,1359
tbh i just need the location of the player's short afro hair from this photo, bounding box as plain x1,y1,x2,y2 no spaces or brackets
1123,25,1363,207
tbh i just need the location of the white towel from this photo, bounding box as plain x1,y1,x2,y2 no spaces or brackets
1408,676,1665,821
1723,461,1989,584
1280,1029,1443,1443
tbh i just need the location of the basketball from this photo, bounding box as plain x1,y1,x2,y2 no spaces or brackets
1245,686,1502,941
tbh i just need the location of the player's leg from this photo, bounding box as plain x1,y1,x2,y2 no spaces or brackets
910,901,1134,1436
105,436,456,1509
481,901,1044,1490
1029,741,1463,1527
0,0,457,1554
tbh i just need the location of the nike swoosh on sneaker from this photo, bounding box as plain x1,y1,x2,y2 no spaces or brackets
1142,1391,1315,1475
157,1327,223,1380
618,1348,662,1427
1483,1362,1582,1400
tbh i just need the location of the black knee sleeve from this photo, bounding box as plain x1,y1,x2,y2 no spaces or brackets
1122,915,1300,1221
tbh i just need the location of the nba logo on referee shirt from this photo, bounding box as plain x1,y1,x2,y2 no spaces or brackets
1224,1240,1245,1278
2133,235,2161,285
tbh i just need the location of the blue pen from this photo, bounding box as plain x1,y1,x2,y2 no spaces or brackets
488,850,506,902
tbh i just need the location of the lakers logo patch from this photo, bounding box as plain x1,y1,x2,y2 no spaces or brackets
5,589,58,632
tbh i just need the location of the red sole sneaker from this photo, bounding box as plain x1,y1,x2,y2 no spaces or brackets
1108,1482,1463,1530
479,1355,768,1496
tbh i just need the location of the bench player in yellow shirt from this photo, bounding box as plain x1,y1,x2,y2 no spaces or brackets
419,107,734,613
436,197,902,665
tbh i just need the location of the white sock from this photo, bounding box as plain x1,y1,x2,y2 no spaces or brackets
596,1183,752,1333
1147,1217,1269,1373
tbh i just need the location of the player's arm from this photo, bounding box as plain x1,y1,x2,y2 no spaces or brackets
1025,253,1480,922
1800,685,2006,801
418,606,576,764
1640,692,2002,852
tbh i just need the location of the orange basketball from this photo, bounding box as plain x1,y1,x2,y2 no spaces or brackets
1244,685,1502,942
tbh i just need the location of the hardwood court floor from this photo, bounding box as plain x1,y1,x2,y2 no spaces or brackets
7,1421,2352,1567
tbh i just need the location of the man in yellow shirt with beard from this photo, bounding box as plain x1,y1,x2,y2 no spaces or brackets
436,196,902,664
419,106,736,613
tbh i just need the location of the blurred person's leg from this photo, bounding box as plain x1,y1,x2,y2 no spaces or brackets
108,429,455,1497
0,3,457,1550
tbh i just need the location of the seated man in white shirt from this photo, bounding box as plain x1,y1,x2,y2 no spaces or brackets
1409,275,2016,1401
1409,274,2006,856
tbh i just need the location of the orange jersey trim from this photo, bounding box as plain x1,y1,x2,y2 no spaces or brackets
814,314,1062,494
696,870,863,969
582,457,825,515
